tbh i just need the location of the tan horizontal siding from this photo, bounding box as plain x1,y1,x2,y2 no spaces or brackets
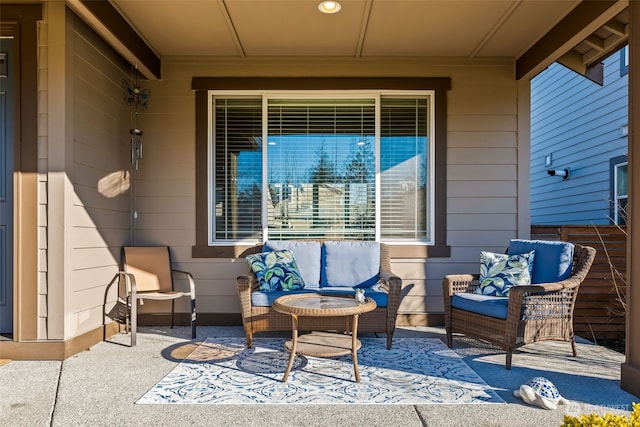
127,58,521,322
448,131,517,148
449,147,517,164
57,12,131,339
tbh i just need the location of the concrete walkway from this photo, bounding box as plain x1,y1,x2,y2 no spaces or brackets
1,326,637,427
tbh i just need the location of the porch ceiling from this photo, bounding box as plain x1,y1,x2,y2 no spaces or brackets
112,0,579,58
74,0,629,81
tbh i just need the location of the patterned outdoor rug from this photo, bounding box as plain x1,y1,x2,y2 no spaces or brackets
137,337,504,404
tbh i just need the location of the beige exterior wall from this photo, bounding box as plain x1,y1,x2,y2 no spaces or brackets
37,5,51,339
11,2,530,347
40,4,131,340
132,57,529,319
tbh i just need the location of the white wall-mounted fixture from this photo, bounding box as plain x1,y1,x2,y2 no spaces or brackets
544,154,552,167
547,168,570,180
620,124,629,137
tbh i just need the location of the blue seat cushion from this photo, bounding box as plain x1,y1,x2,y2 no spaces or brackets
321,241,380,288
319,286,388,307
508,239,574,284
251,289,318,307
251,287,388,308
264,240,321,289
451,293,509,319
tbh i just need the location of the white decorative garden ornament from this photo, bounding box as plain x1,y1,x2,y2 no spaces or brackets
513,376,569,410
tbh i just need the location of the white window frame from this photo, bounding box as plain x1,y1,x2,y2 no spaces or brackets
620,45,629,76
207,90,436,245
613,160,628,225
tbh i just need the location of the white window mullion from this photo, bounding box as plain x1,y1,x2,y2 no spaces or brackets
374,94,381,242
262,95,269,240
428,93,436,239
207,91,214,244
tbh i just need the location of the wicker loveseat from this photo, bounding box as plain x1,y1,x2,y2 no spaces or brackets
236,240,402,350
442,240,596,369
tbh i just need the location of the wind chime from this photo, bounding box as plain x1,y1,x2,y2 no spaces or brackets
122,70,150,243
122,71,150,170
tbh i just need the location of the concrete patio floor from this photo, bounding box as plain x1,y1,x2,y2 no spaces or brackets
1,325,637,427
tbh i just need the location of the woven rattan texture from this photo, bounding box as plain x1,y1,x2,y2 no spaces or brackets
273,294,377,317
442,243,596,369
236,242,402,350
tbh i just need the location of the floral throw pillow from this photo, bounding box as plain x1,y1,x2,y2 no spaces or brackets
246,249,306,292
477,251,535,297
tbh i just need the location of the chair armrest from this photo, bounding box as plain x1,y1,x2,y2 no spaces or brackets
379,268,402,314
172,269,196,298
378,268,401,294
236,271,259,292
115,271,137,299
105,271,137,309
236,271,258,318
442,274,480,296
507,274,583,299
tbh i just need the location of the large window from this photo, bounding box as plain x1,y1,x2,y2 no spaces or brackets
192,77,450,258
211,93,433,244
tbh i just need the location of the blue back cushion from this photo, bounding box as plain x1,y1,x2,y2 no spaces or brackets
508,239,574,284
264,240,321,289
321,241,380,288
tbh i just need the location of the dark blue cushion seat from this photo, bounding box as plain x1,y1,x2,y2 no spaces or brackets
251,289,318,307
251,287,388,308
317,286,388,307
451,293,509,320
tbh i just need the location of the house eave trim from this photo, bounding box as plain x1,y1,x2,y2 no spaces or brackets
66,0,161,80
516,0,627,81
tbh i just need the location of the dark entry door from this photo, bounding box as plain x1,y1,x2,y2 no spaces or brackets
0,37,14,334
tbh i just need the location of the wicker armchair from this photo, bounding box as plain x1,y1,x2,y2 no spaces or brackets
442,243,596,369
237,242,402,350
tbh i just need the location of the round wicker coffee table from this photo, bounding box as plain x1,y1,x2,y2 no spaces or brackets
273,293,377,382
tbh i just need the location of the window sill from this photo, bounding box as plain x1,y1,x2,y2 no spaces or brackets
192,243,449,259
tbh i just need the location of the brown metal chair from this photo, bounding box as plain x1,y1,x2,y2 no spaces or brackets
117,246,196,346
442,243,596,369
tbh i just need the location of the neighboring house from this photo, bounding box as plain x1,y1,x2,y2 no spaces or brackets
530,46,629,226
1,0,639,398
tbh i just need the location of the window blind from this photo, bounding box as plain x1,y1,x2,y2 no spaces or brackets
266,98,376,239
380,97,429,241
210,93,432,244
213,97,262,240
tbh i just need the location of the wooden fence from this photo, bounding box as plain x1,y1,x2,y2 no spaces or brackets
531,225,627,341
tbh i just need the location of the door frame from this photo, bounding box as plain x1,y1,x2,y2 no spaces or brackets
1,5,42,341
1,36,15,335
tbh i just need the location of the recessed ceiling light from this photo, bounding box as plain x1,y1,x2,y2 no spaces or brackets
318,1,341,14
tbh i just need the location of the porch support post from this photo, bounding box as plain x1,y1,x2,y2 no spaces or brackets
621,0,640,398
